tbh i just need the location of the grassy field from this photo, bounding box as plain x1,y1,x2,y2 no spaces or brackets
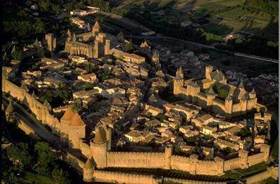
112,0,278,41
192,0,276,39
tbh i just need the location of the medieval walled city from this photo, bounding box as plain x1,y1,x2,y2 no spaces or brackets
2,7,278,184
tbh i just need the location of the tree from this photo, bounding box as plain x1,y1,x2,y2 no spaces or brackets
117,32,125,42
52,168,71,184
85,63,95,73
2,51,8,63
40,91,53,104
34,142,56,175
124,40,133,52
73,99,83,112
33,19,45,34
38,0,50,12
6,143,32,169
11,45,22,60
238,127,252,138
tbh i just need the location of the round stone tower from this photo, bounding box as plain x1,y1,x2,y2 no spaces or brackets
205,65,213,80
83,157,95,182
90,126,107,168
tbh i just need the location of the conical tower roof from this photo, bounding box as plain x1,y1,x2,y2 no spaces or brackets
6,100,14,114
61,106,84,126
94,126,107,144
238,79,244,89
44,100,51,110
226,94,233,101
208,87,216,95
176,67,184,79
140,40,150,48
92,21,101,32
32,91,36,97
84,157,95,169
67,29,71,36
72,33,76,42
241,92,249,100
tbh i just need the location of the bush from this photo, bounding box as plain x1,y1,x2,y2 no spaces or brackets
34,142,56,175
213,83,229,99
52,168,71,184
237,127,252,138
6,143,32,169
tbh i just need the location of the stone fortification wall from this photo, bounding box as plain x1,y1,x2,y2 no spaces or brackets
170,155,196,174
2,78,84,149
80,141,91,158
232,103,242,112
172,66,261,116
224,157,244,171
92,144,270,177
93,170,229,184
3,78,60,127
2,78,272,179
170,155,223,175
163,178,227,184
245,167,278,184
174,83,259,116
247,153,266,167
18,119,36,136
196,158,224,176
106,152,165,169
93,170,157,184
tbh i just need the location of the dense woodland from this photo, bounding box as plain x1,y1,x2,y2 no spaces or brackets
1,118,82,184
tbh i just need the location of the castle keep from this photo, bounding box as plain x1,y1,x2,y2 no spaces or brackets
173,66,266,116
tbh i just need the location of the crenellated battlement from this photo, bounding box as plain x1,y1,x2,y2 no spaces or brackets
172,66,267,117
2,77,85,150
2,76,271,183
